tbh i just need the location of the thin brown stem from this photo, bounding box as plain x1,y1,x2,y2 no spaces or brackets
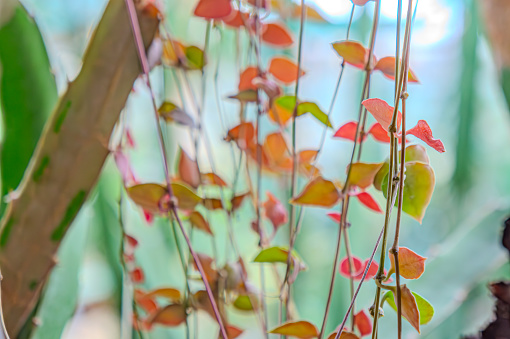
123,1,228,337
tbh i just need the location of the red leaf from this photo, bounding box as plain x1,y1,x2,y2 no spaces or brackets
354,310,372,337
354,259,379,280
220,9,249,29
261,23,294,47
406,120,445,153
134,289,158,314
238,66,259,91
355,192,382,213
362,98,401,131
327,212,342,223
125,234,139,248
333,121,366,142
143,210,154,224
224,325,244,338
194,0,232,19
263,192,288,232
339,256,364,278
368,123,390,143
268,56,305,84
130,267,145,284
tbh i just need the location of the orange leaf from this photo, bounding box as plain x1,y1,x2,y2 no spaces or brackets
225,122,256,150
331,41,372,69
194,0,232,19
201,173,228,187
354,191,382,213
290,176,341,208
149,304,187,327
263,192,288,231
224,325,244,339
339,256,364,278
374,56,419,83
334,121,366,142
347,162,384,189
189,211,213,235
194,253,217,283
398,285,421,333
261,22,294,47
388,247,427,280
134,289,158,314
299,150,318,164
327,331,360,339
202,198,223,210
220,9,249,29
146,288,182,303
178,148,200,189
406,120,445,153
264,132,289,167
354,310,372,337
231,192,251,211
368,123,391,143
269,101,293,126
162,40,186,66
362,98,401,131
268,56,305,84
269,320,319,339
238,66,259,91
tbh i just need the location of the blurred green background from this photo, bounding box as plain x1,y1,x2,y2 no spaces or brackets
4,0,510,338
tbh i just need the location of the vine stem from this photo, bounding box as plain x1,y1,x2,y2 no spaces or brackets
371,1,415,338
281,0,306,322
123,1,228,337
333,185,399,339
390,1,414,337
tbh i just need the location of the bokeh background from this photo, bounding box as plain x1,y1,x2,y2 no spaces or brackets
16,0,510,338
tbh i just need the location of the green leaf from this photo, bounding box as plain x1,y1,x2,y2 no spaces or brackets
0,3,57,213
382,290,434,325
273,96,332,127
297,101,333,128
233,294,258,311
253,246,304,268
382,161,435,223
185,45,206,69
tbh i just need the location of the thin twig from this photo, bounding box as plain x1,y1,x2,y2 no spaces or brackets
122,1,228,337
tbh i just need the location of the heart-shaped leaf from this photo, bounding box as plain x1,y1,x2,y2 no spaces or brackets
290,176,341,208
339,256,364,278
387,247,427,280
263,192,288,232
268,56,305,84
354,309,372,337
261,22,294,47
374,56,419,83
238,66,259,91
148,304,187,327
194,0,232,19
362,98,401,131
347,162,384,189
368,123,391,143
383,289,434,327
334,121,365,142
382,285,421,333
331,41,370,69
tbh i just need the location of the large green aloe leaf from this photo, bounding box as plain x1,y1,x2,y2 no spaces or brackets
0,0,159,335
0,1,57,215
